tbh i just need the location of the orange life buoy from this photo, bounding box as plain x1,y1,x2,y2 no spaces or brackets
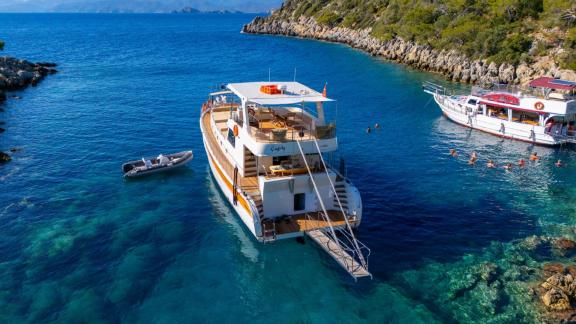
534,101,545,110
233,125,239,137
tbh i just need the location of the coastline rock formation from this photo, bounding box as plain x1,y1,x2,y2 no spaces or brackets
0,57,57,103
243,15,576,86
0,56,57,163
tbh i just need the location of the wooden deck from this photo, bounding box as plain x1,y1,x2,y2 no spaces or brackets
273,211,352,235
307,229,371,279
202,111,260,198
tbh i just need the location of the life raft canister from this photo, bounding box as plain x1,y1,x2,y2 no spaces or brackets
233,125,239,137
534,101,545,110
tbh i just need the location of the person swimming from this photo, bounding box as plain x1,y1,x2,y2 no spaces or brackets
374,123,380,129
555,159,564,167
450,149,458,157
503,163,513,171
486,160,496,168
366,127,371,134
529,152,539,161
468,152,478,165
518,158,526,168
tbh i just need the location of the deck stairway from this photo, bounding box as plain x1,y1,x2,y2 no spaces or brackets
243,146,263,218
296,139,371,281
334,179,348,214
244,146,258,177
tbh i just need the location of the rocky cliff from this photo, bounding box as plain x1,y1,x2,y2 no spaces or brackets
243,15,576,86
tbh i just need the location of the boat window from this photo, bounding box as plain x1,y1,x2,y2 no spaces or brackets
467,99,477,105
511,110,540,126
294,193,305,211
487,106,508,120
272,156,290,166
227,129,235,147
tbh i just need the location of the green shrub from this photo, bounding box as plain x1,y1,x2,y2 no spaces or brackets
317,11,341,27
281,0,569,66
566,27,576,48
489,33,533,64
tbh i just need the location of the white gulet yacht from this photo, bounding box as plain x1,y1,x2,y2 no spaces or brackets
424,77,576,146
200,82,371,279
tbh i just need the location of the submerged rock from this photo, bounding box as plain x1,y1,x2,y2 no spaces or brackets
540,272,576,312
0,151,11,163
543,263,565,277
478,262,500,284
542,287,571,311
553,238,576,257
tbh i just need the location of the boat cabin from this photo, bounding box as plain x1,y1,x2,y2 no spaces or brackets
462,78,576,132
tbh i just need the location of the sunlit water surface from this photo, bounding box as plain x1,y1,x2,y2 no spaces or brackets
1,13,575,322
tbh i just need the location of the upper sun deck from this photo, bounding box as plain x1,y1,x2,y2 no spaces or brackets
227,81,334,106
207,82,338,156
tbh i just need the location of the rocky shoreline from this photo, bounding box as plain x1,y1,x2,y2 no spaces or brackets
0,56,57,163
243,15,576,86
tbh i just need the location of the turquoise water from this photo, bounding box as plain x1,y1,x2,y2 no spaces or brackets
1,13,576,322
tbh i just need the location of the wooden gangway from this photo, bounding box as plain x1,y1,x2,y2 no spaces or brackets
295,138,371,281
306,229,372,280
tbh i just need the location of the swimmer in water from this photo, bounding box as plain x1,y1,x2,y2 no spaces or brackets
468,152,478,165
450,149,458,157
529,152,539,161
374,123,380,129
518,158,526,168
366,127,371,134
486,160,496,168
555,159,563,167
503,163,513,171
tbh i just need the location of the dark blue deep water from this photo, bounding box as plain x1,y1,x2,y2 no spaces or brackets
1,13,576,322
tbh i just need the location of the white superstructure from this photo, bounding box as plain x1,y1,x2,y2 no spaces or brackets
200,81,370,279
424,77,576,146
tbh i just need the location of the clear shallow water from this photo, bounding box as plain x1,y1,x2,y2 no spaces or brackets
1,13,576,322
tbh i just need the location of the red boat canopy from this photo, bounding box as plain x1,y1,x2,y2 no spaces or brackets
529,77,576,91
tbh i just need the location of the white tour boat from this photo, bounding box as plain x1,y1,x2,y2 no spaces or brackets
424,77,576,146
200,82,371,279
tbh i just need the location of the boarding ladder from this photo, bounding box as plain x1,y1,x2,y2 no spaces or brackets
296,139,371,280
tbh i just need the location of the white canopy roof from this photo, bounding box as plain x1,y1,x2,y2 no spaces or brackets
227,81,334,105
